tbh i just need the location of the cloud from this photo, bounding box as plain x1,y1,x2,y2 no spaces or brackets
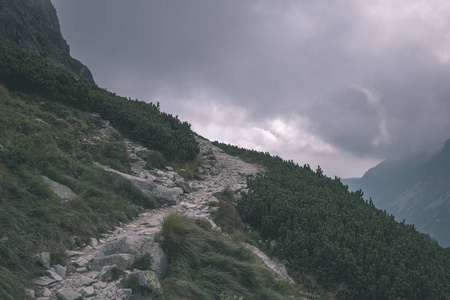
52,0,450,176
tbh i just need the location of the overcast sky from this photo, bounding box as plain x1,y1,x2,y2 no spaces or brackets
51,0,450,178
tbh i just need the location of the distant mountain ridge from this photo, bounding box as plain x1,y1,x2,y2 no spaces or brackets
343,138,450,247
0,0,94,84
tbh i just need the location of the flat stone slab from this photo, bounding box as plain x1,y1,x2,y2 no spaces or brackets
34,276,56,286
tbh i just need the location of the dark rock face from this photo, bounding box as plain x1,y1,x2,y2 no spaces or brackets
0,0,95,84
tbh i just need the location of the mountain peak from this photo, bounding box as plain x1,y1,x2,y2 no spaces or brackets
0,0,95,84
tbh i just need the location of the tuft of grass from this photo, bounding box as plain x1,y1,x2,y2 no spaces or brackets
131,253,154,271
155,213,303,300
110,266,125,281
170,153,203,180
145,150,167,170
211,189,243,233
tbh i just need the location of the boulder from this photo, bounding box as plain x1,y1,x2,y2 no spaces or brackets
73,257,89,268
92,235,168,279
105,168,183,206
78,286,95,297
56,288,83,300
74,276,96,287
41,176,76,202
33,276,56,286
50,264,67,279
43,269,63,282
245,244,295,284
89,238,98,247
125,270,161,295
42,288,52,297
175,180,192,193
33,252,51,269
24,288,35,299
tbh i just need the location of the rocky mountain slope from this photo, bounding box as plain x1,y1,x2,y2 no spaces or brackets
2,1,450,298
343,138,450,247
28,122,299,299
0,0,94,84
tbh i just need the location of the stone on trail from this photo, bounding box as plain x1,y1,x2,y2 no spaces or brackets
50,264,67,279
73,257,89,268
91,253,133,271
44,269,63,282
56,288,83,300
33,276,56,286
78,286,95,297
33,252,51,269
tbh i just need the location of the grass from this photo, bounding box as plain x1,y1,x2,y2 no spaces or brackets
154,213,304,300
131,253,154,271
169,153,204,180
211,189,243,233
0,88,155,299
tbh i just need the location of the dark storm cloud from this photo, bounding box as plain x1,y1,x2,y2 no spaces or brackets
51,0,450,176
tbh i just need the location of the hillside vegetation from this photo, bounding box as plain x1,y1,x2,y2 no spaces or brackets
0,86,146,298
0,35,199,299
344,140,450,247
0,37,199,163
155,213,305,300
213,142,450,300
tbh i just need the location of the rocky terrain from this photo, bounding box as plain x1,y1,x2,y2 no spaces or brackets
27,120,294,299
0,0,94,84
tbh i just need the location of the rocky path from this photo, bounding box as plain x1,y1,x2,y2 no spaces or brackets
30,135,264,300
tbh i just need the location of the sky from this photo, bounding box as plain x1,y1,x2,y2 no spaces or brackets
51,0,450,178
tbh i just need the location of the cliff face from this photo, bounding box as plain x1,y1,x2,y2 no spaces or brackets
0,0,95,84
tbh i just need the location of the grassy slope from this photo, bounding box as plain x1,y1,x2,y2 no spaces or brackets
155,213,310,300
0,87,149,299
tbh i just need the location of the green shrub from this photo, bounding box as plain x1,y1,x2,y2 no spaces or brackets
132,253,154,271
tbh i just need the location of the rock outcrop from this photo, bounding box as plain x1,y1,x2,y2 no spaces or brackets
41,176,76,202
0,0,95,84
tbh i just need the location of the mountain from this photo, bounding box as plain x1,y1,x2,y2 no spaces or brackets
343,139,450,247
1,2,450,299
0,0,94,84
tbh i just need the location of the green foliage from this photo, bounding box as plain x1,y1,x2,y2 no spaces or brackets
155,213,302,300
219,294,244,300
145,150,167,170
214,142,450,300
211,189,243,233
0,36,199,163
110,267,125,281
0,89,151,298
132,253,154,271
82,138,131,173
